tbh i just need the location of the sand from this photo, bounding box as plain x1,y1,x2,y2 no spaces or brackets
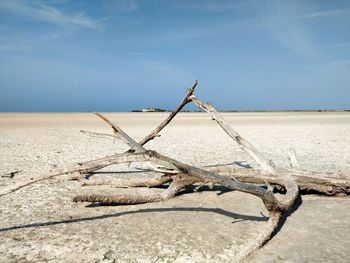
0,112,349,262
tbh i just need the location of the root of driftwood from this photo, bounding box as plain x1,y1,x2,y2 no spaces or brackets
1,81,349,262
234,211,281,262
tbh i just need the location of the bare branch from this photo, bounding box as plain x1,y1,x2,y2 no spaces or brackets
234,211,281,262
80,130,161,142
81,81,196,147
145,150,297,212
94,112,146,153
3,80,350,263
209,166,350,196
190,95,276,174
0,152,149,197
288,148,299,168
81,175,172,188
78,82,198,173
138,80,198,146
74,174,197,205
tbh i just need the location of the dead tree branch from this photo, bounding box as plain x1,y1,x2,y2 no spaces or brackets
74,173,198,204
1,81,349,263
94,112,146,153
138,80,197,146
210,166,350,196
0,152,148,197
80,112,294,212
76,164,349,196
78,81,197,174
81,175,172,188
288,148,299,168
190,95,276,174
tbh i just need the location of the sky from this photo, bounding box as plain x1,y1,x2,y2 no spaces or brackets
0,0,349,111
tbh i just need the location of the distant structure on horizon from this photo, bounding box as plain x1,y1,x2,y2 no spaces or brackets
131,108,167,112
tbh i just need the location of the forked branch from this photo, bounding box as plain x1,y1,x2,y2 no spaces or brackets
138,80,198,146
79,112,298,213
1,81,348,263
94,112,145,153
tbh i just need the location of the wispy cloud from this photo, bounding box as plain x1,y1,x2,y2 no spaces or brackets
0,37,34,51
300,9,350,19
126,51,154,57
331,60,350,68
154,17,264,44
106,0,139,13
318,41,350,51
264,1,317,60
268,19,316,59
0,0,103,29
140,59,193,81
173,0,238,12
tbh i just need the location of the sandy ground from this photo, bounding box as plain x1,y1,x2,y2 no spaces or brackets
0,112,349,263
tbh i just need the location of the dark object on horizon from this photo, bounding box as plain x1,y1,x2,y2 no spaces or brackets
141,108,167,112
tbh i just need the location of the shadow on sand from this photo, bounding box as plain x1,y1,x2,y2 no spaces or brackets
0,206,268,233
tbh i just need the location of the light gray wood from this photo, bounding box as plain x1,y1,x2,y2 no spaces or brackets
1,81,349,263
138,80,197,146
94,112,146,153
288,148,300,168
190,95,276,174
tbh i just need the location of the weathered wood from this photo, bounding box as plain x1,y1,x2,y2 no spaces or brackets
73,112,298,262
233,211,281,263
190,95,276,174
80,129,160,141
144,150,298,212
288,148,299,168
2,81,349,263
77,164,349,196
138,80,197,146
79,83,197,174
81,175,172,188
83,113,294,212
94,112,145,153
208,166,350,196
79,81,197,146
74,174,198,204
0,152,149,197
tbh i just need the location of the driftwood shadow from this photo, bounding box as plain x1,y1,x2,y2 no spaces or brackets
273,194,303,237
204,161,253,169
0,206,268,233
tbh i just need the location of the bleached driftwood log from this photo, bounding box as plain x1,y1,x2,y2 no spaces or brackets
1,81,349,262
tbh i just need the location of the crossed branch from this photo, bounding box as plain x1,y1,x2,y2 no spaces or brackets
1,81,349,262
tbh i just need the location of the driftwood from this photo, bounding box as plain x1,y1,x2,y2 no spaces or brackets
190,95,276,174
288,148,299,168
1,81,349,262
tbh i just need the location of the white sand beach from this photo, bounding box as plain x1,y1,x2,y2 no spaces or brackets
0,112,349,262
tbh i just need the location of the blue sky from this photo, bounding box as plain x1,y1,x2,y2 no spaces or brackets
0,0,349,111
